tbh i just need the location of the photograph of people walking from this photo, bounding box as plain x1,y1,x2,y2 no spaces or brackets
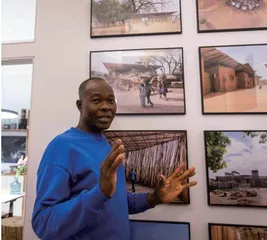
104,130,190,204
200,44,267,114
91,0,181,37
90,48,185,115
204,131,267,207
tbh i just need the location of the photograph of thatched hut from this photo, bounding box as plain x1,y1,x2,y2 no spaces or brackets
199,44,267,113
104,130,189,204
204,131,267,207
209,223,267,240
197,0,267,32
90,48,185,115
91,0,181,37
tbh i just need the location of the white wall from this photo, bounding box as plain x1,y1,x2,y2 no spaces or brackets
2,0,267,240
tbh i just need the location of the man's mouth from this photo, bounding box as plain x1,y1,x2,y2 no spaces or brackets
97,115,112,124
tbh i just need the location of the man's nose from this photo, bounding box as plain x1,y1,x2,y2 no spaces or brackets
99,101,111,111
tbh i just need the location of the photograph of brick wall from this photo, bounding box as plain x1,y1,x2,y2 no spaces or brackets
209,223,267,240
205,131,267,207
90,48,185,115
91,0,181,37
197,0,267,32
104,130,189,204
200,44,267,113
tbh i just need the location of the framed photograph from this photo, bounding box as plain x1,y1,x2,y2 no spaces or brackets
1,136,26,164
90,48,186,115
199,43,267,114
204,130,267,208
130,220,191,240
209,223,267,240
91,0,182,38
196,0,267,33
104,130,190,204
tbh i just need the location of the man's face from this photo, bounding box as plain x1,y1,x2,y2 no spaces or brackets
77,80,117,132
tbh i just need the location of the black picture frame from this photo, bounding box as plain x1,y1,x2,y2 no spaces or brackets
199,43,267,115
209,223,267,240
204,130,267,208
103,130,190,204
196,0,267,33
130,219,191,240
90,0,182,38
90,47,186,115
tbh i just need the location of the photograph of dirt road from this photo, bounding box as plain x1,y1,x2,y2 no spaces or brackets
104,130,189,204
197,0,267,32
209,223,267,240
204,131,267,207
90,48,185,115
200,44,267,114
91,0,181,37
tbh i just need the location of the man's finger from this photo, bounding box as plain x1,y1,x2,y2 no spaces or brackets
110,153,125,171
178,167,195,181
159,174,167,186
182,181,198,190
168,163,185,181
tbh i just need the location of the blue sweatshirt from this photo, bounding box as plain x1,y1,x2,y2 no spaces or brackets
31,127,151,240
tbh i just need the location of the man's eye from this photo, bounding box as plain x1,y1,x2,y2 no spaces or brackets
92,99,100,103
109,99,115,104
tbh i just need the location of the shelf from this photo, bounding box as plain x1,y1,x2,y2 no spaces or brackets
1,129,27,137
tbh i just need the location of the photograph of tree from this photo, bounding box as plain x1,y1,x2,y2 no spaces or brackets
204,131,267,207
130,220,190,240
197,0,267,32
199,44,267,114
90,48,185,115
91,0,181,37
209,223,267,240
104,130,189,204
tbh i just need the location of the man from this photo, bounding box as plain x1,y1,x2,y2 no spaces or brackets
31,78,197,240
129,168,137,192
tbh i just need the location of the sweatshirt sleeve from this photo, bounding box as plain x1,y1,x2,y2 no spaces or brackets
127,191,152,214
31,163,109,240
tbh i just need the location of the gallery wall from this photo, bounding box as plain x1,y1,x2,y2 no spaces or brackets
2,0,267,239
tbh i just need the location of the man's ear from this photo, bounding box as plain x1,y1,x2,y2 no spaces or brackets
76,100,82,112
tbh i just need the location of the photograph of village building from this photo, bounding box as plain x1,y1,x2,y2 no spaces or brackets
200,44,267,113
90,48,185,114
104,130,189,204
205,131,267,207
210,223,267,240
197,0,267,32
91,0,181,37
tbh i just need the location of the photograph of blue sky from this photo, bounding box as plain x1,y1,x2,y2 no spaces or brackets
209,131,267,179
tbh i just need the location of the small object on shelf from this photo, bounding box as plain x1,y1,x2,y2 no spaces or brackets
1,216,24,240
10,177,22,195
18,109,27,130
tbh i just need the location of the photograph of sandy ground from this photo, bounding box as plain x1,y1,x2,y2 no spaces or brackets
200,45,267,113
210,224,267,240
205,131,267,207
91,0,181,37
91,48,185,114
104,131,190,204
197,0,267,31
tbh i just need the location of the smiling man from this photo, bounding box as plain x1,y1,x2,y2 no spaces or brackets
31,78,197,240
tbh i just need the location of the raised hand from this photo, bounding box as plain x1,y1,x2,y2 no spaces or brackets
100,139,125,198
153,163,197,204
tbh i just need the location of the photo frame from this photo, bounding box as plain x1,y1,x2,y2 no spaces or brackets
196,0,267,33
130,220,191,240
204,130,267,208
90,0,182,38
209,223,267,240
90,47,186,115
199,43,267,114
104,130,190,204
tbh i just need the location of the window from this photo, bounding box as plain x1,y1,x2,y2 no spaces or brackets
2,0,37,43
